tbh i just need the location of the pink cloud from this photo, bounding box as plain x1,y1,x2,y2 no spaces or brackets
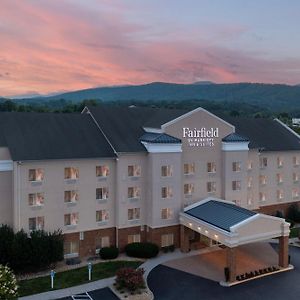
0,0,300,97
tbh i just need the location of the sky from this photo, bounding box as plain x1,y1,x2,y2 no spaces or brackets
1,0,300,97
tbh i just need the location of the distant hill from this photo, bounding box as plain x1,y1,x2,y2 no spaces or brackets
8,82,300,112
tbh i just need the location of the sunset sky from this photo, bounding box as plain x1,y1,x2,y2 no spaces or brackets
1,0,300,97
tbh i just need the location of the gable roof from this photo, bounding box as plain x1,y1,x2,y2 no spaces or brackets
0,112,116,161
87,106,188,152
185,199,257,232
222,116,300,151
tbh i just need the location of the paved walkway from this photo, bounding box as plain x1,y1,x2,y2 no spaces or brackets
19,247,211,300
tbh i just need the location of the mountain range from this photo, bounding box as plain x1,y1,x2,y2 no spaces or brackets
3,82,300,112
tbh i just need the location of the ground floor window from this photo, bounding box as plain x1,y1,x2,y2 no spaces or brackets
161,233,174,247
95,236,110,254
64,241,79,257
28,216,44,231
128,234,141,244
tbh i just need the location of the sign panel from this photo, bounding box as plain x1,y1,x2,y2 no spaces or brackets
182,127,219,147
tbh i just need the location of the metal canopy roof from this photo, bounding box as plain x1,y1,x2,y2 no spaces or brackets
180,197,290,247
185,200,256,232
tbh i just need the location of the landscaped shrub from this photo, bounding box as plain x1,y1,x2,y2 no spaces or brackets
0,225,14,266
287,204,300,222
125,242,159,259
115,267,145,291
0,265,18,299
0,225,64,273
100,246,119,260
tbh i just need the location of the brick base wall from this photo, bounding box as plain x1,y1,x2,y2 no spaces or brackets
64,227,116,257
118,226,147,251
64,225,181,257
256,201,300,217
146,225,180,248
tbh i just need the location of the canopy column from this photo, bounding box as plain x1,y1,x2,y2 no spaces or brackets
226,247,237,282
278,235,289,268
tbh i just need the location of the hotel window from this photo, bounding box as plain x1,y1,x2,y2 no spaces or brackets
232,181,241,191
293,188,299,199
247,177,253,189
277,157,283,168
207,162,216,173
259,175,267,186
96,210,109,222
128,165,141,177
29,216,44,231
161,208,172,220
184,163,195,175
232,162,241,172
95,236,110,250
96,187,109,200
161,187,173,199
64,167,79,180
184,183,194,196
161,165,173,177
277,173,283,184
28,193,44,206
259,192,266,202
277,189,284,201
161,233,174,247
207,181,216,193
64,213,79,226
64,241,79,256
259,157,268,169
128,187,141,199
247,195,253,206
293,173,299,183
96,165,110,177
128,234,141,244
247,161,253,170
293,156,300,167
64,190,78,203
29,169,44,182
128,208,140,220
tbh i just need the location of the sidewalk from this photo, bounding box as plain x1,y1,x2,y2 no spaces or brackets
19,247,214,300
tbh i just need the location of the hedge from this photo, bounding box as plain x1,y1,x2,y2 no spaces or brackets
0,225,64,273
125,242,159,258
99,246,119,260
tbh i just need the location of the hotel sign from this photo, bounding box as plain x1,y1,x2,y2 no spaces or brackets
183,127,219,147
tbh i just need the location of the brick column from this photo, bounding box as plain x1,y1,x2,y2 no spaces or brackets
226,247,237,282
180,225,190,253
278,235,289,268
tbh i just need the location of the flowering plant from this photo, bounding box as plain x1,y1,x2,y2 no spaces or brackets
0,265,18,299
115,267,145,291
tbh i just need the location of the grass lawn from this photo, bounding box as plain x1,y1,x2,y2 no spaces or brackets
290,227,299,238
18,260,143,297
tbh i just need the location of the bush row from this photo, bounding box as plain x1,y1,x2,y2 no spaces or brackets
125,242,159,258
0,225,64,273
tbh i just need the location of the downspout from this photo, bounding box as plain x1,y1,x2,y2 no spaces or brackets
17,161,22,231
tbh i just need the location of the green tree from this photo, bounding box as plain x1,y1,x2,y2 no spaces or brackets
0,265,18,299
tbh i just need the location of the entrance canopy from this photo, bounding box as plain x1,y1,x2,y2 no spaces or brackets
180,197,290,248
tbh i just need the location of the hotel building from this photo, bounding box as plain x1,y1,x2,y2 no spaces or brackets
0,106,299,258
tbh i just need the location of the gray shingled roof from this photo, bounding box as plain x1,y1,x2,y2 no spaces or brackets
222,116,300,151
185,200,257,232
222,132,249,143
140,132,181,144
0,112,116,161
87,106,187,152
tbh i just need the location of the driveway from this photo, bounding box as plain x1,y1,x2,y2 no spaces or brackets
148,245,300,300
